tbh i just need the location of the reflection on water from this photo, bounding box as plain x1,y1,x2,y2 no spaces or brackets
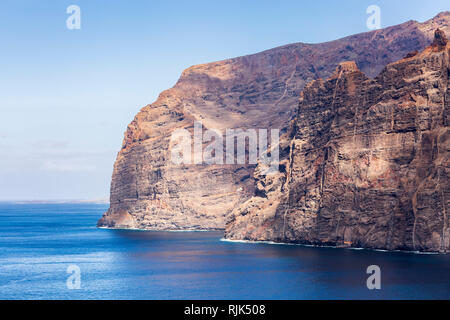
0,203,449,299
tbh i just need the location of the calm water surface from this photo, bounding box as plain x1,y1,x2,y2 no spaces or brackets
0,203,448,299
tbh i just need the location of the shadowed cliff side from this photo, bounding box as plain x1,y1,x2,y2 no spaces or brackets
225,29,450,253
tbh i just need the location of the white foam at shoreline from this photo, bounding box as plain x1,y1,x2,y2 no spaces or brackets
99,226,441,254
220,238,441,255
98,226,221,232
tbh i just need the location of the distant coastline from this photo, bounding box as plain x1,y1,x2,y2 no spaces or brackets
0,199,109,205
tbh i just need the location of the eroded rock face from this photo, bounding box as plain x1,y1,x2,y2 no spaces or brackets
99,12,450,232
225,30,450,253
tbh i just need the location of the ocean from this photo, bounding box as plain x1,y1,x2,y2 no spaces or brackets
0,203,448,299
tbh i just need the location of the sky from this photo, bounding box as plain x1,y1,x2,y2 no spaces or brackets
0,0,448,201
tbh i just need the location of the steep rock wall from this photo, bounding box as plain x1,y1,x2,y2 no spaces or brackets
225,30,450,253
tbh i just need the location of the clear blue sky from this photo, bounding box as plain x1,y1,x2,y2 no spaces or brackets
0,0,448,201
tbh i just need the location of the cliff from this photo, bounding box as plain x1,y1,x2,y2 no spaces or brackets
98,12,450,232
224,29,450,253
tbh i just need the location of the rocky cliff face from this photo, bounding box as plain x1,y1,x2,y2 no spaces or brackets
98,12,450,232
225,29,449,253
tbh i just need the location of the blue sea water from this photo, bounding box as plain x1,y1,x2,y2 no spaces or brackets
0,203,448,300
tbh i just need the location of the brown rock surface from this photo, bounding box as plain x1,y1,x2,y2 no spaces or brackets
99,13,450,233
224,29,450,253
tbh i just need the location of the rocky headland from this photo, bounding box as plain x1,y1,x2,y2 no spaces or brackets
225,29,449,253
98,13,449,252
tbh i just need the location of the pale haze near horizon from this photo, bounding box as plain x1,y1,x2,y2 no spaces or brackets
0,0,448,201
